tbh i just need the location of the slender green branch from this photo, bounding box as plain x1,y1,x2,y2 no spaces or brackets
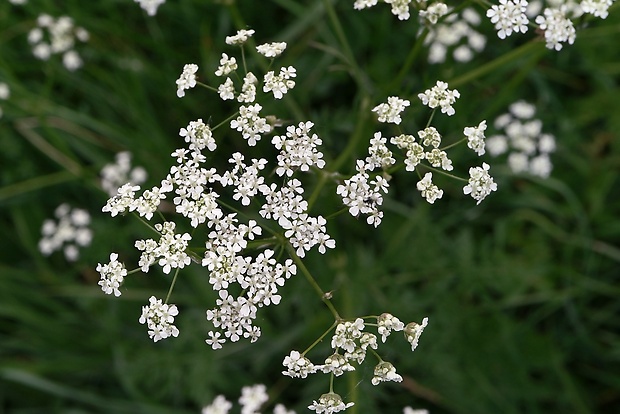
286,244,341,320
165,267,181,303
303,321,338,355
422,164,468,182
441,137,467,151
196,81,219,93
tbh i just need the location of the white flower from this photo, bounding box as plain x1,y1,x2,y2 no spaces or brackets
403,408,429,414
282,350,317,378
215,53,237,76
176,63,198,97
419,2,449,25
230,104,271,146
385,0,412,20
257,42,287,58
272,121,325,176
202,395,232,414
535,6,576,51
239,384,268,414
308,393,354,413
354,0,378,9
464,120,487,156
263,66,296,99
38,204,92,261
138,296,180,342
97,253,127,297
581,0,613,19
463,163,497,204
371,361,403,385
28,14,88,70
218,77,236,100
404,317,428,351
205,331,226,350
486,0,529,39
238,72,258,103
179,119,217,152
377,313,405,342
418,80,460,116
135,221,192,274
372,96,410,125
418,126,442,148
321,353,356,376
416,172,443,204
0,83,9,100
226,29,255,45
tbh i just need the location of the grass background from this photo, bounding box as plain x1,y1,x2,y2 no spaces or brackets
1,0,620,413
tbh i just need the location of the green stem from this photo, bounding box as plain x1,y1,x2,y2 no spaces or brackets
286,244,341,320
422,164,468,182
390,28,429,92
303,321,338,355
165,267,181,303
196,81,219,93
332,96,371,172
213,111,239,131
441,136,467,151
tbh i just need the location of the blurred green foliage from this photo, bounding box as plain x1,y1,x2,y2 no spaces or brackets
1,0,619,413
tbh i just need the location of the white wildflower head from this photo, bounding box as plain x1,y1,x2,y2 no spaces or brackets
39,204,92,261
215,53,238,77
28,14,89,70
138,295,180,342
372,96,410,125
97,253,127,297
257,42,287,58
179,118,217,152
416,172,443,204
226,29,255,45
135,221,192,274
581,0,613,19
486,0,529,39
272,121,325,176
535,6,576,51
176,63,199,97
282,350,317,378
239,384,269,414
404,317,428,351
377,313,405,342
263,66,296,99
419,2,449,25
308,392,354,413
464,120,487,156
230,104,272,146
385,0,412,20
418,80,460,116
371,361,403,385
321,353,356,376
463,162,497,204
425,8,486,64
354,0,378,10
202,395,232,414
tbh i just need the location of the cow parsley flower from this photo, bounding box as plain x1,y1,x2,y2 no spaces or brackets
263,66,296,99
486,0,529,39
239,384,269,414
404,317,428,351
418,80,460,116
371,361,403,385
282,350,317,378
257,42,287,58
97,253,127,297
135,221,191,274
230,104,272,146
39,204,92,261
535,6,576,51
308,392,354,413
464,120,487,156
377,313,405,342
419,2,449,25
28,14,89,70
463,163,497,204
215,53,237,76
581,0,613,19
354,0,378,9
272,121,325,176
226,29,255,45
385,0,412,20
425,8,486,64
372,96,410,125
202,395,232,414
138,296,180,342
176,63,198,97
416,172,443,204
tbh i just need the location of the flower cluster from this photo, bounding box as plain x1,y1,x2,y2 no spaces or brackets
28,14,89,70
283,314,427,413
135,221,192,274
424,7,486,64
463,163,498,205
138,295,179,342
134,0,166,16
176,63,199,97
372,96,410,125
100,151,147,197
39,204,92,261
202,384,296,414
486,0,529,39
417,80,460,116
96,253,127,297
486,100,556,178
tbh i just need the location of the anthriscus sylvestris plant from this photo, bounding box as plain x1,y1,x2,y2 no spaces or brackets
96,27,496,411
94,0,617,411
